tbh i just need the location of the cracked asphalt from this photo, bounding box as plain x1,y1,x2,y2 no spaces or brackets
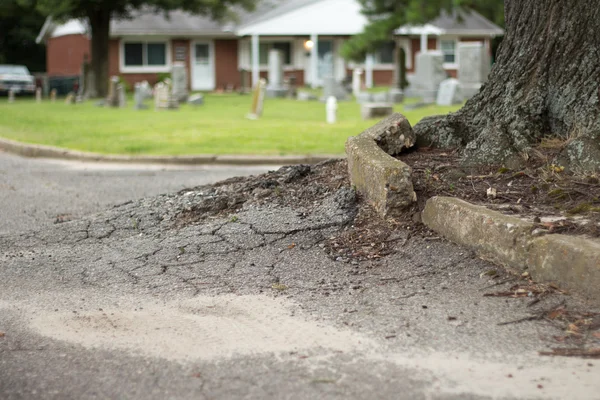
0,152,599,400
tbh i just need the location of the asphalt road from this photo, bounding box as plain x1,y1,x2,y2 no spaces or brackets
0,151,275,234
0,152,598,400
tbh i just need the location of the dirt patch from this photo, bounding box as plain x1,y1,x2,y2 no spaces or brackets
174,160,350,228
398,146,600,237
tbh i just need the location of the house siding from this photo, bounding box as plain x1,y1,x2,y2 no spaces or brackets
47,34,90,76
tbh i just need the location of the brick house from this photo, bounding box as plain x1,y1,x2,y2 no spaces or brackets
37,1,503,91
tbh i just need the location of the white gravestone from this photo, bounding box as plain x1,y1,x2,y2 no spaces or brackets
352,68,363,97
117,84,126,108
436,78,463,106
106,76,120,107
321,77,349,102
187,93,204,106
134,83,148,110
326,96,337,124
414,52,447,103
266,49,287,98
458,42,491,99
154,82,170,111
171,62,188,102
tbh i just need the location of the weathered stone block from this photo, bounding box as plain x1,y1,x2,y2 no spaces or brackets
345,113,417,217
361,103,393,120
421,197,533,270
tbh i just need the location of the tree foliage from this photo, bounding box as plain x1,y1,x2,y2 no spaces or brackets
0,0,46,71
341,0,504,61
36,0,257,22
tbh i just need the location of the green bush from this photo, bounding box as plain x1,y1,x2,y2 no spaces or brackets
117,76,132,93
157,72,171,83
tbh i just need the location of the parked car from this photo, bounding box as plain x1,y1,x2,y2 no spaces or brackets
0,65,36,95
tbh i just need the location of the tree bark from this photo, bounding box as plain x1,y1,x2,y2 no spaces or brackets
88,9,111,98
414,0,600,172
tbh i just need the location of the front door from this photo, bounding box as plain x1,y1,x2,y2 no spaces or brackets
191,42,215,91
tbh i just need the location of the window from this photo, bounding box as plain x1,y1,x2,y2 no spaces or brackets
440,40,456,64
123,42,167,67
374,41,395,64
254,42,293,66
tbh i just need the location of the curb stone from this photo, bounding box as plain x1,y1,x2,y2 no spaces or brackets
0,137,343,166
422,196,600,301
345,113,417,217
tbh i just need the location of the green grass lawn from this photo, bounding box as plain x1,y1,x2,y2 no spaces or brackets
0,93,461,156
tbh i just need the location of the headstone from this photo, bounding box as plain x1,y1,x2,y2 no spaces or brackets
106,76,119,107
137,81,152,100
326,96,337,124
356,92,373,104
388,88,404,104
321,77,349,102
458,42,491,99
8,90,15,103
247,79,267,119
413,52,447,103
436,78,463,106
117,84,126,108
394,47,408,90
352,68,363,97
266,49,287,98
171,62,188,102
360,103,393,120
187,93,204,106
85,71,97,99
284,75,297,98
65,92,75,104
296,91,318,101
154,82,170,111
36,87,42,103
78,60,89,100
372,92,389,103
50,89,57,102
133,83,148,110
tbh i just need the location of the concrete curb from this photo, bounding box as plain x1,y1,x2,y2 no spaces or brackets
0,137,343,166
345,113,417,217
422,196,600,301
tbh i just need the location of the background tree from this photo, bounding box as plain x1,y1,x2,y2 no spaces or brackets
345,0,600,172
0,0,46,72
36,0,258,97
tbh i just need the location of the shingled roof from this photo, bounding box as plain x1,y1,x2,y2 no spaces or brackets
397,8,504,37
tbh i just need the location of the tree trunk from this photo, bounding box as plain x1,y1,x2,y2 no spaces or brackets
88,9,111,98
414,0,600,172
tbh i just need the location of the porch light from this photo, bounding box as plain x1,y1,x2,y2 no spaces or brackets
304,40,314,51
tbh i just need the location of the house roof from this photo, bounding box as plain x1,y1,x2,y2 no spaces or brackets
396,9,504,37
110,10,234,37
39,2,504,42
236,0,368,36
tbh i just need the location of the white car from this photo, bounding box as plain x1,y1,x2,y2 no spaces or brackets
0,65,36,95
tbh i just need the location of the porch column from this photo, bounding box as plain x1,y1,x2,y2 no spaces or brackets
310,33,318,88
365,53,374,89
251,34,260,86
420,33,428,54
